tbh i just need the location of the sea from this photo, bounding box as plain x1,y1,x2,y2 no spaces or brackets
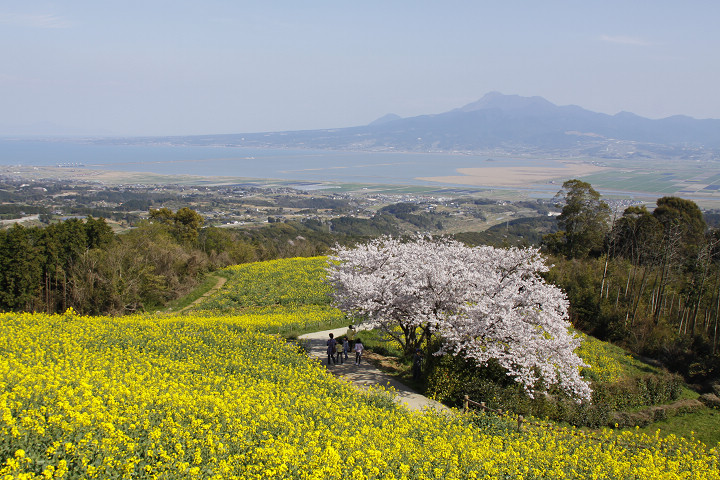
0,137,564,188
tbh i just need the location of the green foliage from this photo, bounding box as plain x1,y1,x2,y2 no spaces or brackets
378,202,421,215
425,330,685,428
0,224,42,311
0,204,48,217
198,226,256,266
612,205,661,265
322,214,401,237
546,196,719,384
149,206,204,245
544,256,605,332
84,216,114,249
0,218,111,312
590,372,683,411
481,215,558,246
0,207,349,315
546,179,610,258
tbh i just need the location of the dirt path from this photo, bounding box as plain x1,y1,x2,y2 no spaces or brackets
178,275,227,313
175,279,447,412
298,327,450,413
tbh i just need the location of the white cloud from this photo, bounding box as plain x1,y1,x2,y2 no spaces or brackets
0,13,72,29
600,34,653,47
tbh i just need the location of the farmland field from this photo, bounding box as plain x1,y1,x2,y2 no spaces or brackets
2,257,720,479
577,157,720,208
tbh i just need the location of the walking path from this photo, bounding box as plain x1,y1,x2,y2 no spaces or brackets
298,327,450,413
177,275,227,313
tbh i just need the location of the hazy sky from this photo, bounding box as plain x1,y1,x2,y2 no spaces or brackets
2,1,719,136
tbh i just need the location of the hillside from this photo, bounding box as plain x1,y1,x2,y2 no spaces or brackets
2,257,720,479
191,258,719,443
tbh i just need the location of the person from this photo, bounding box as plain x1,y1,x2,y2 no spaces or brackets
412,348,423,381
326,333,336,365
335,337,344,364
342,337,349,360
354,338,364,365
346,324,356,343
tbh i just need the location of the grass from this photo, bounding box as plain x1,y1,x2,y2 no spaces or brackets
630,408,720,447
160,273,224,313
355,327,407,358
272,314,350,340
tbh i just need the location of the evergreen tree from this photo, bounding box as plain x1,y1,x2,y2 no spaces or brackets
544,179,611,258
0,224,42,311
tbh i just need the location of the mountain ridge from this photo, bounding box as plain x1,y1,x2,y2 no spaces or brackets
101,93,720,158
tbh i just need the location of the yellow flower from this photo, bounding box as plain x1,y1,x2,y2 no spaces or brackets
0,257,719,479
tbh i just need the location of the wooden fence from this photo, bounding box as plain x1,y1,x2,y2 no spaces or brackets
463,395,525,432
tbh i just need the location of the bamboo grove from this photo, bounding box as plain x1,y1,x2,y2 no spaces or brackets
544,180,720,383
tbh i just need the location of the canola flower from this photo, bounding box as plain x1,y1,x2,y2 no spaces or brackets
190,257,345,332
196,257,334,311
2,257,719,478
575,332,632,383
1,310,719,479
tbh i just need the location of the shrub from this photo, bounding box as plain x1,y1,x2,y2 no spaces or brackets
426,350,683,428
699,393,720,409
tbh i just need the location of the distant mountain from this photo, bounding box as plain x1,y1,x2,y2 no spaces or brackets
105,93,720,157
368,113,402,126
454,91,559,113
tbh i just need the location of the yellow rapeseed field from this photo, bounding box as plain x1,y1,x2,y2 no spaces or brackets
1,257,719,479
196,257,335,311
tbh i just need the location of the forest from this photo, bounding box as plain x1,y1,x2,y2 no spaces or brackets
0,208,342,315
541,180,720,387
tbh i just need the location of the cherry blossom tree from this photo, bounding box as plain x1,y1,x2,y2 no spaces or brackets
326,236,591,401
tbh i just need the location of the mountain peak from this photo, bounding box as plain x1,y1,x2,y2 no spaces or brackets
368,113,402,126
457,92,556,113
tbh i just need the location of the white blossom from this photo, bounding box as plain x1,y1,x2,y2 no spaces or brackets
326,236,592,402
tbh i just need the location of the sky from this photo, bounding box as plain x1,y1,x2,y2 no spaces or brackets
1,1,719,136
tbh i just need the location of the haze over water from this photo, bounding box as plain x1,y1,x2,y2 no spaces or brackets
0,139,564,188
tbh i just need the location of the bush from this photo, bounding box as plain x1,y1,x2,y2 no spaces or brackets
610,399,705,427
591,372,682,411
699,393,720,409
426,351,683,428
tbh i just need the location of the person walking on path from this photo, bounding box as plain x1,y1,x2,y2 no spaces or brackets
342,337,349,361
354,339,364,365
296,327,449,412
335,338,344,364
327,333,337,365
412,349,424,381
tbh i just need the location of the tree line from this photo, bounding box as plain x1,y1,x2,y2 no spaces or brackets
0,208,346,315
543,179,720,384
